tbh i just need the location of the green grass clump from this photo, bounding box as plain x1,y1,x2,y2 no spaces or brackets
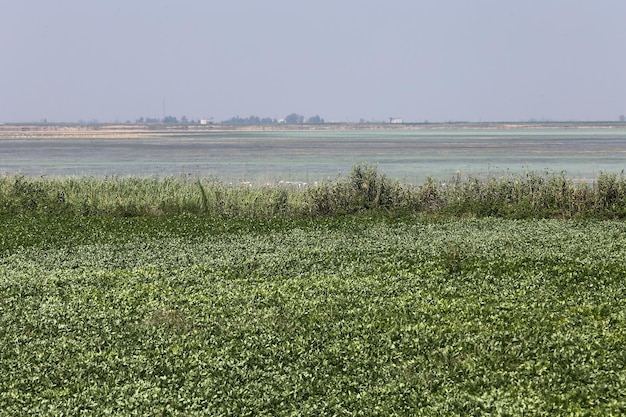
1,216,626,415
0,175,304,218
304,163,412,215
2,166,626,219
441,171,626,219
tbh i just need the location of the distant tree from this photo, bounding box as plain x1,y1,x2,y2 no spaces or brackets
222,116,240,124
620,115,625,122
136,117,145,123
307,115,324,124
163,115,178,124
223,116,247,124
222,115,277,125
181,115,188,124
285,113,305,124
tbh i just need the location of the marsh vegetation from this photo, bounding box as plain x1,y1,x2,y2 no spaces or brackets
2,165,626,219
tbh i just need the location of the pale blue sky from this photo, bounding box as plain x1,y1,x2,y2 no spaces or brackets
2,0,626,123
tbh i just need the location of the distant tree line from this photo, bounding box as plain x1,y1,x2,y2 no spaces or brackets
136,116,188,124
222,113,325,125
133,113,325,125
222,115,278,125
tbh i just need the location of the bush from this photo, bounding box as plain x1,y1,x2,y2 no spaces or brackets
306,163,409,215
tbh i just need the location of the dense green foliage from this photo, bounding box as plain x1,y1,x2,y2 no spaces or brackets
2,167,626,414
2,214,626,415
2,166,626,219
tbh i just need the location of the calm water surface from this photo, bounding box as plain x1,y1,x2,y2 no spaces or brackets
2,127,626,183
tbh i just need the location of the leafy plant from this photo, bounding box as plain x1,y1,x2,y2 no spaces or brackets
2,215,626,414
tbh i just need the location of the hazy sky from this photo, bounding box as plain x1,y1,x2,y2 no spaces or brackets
3,0,626,123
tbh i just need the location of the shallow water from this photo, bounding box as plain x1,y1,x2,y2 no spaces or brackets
2,126,625,183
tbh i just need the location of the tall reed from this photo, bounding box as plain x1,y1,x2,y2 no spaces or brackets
2,167,626,219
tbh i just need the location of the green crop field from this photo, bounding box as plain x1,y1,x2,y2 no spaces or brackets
2,211,626,415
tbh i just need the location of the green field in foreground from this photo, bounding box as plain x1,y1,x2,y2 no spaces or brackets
1,214,625,415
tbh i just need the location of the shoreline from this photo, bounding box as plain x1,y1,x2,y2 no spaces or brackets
2,121,625,140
